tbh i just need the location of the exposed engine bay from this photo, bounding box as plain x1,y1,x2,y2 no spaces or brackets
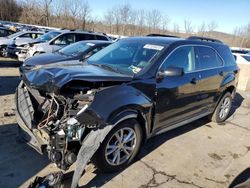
17,81,107,170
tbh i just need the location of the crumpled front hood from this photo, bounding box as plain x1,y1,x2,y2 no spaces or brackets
22,64,133,93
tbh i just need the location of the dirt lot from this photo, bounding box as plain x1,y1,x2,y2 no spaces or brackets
0,58,250,188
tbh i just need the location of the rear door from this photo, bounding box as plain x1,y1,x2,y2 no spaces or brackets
154,45,202,131
194,46,224,112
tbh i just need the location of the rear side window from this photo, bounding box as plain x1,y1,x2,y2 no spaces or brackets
96,35,109,41
196,46,223,70
76,34,95,41
162,46,196,72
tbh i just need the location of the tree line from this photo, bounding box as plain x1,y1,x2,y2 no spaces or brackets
0,0,249,47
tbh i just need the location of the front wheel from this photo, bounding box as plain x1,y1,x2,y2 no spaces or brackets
92,119,143,172
211,92,232,123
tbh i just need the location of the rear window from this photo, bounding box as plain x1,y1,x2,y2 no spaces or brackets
196,46,223,70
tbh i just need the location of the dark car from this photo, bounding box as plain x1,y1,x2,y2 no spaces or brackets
20,40,113,73
20,40,113,74
16,36,239,183
0,27,15,37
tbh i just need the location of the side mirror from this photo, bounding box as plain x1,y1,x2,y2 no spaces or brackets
157,67,184,79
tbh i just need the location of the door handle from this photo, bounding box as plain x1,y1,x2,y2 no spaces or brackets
190,78,197,84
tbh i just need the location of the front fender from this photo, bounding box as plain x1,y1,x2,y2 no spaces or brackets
75,84,153,131
89,84,152,123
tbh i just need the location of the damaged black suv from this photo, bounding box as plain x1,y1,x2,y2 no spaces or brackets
16,36,239,174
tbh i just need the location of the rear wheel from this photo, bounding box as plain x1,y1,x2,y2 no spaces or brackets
211,92,232,123
92,119,143,172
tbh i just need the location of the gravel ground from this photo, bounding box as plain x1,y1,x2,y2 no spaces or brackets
0,57,250,188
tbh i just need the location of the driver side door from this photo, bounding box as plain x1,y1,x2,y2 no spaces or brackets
153,45,203,132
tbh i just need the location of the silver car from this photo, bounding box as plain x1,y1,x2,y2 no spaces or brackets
0,31,43,56
24,30,110,61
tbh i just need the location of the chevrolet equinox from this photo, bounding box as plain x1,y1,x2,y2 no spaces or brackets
16,36,239,174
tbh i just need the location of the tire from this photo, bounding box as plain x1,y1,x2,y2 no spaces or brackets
92,119,143,173
211,92,232,123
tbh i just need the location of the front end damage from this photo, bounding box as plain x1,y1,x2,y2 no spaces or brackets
16,80,107,171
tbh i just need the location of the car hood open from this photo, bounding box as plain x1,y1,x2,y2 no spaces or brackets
22,64,133,93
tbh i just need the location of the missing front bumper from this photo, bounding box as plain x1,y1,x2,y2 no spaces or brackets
16,81,46,154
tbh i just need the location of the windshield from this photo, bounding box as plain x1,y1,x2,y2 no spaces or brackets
242,55,250,62
37,31,60,42
58,41,94,56
87,40,164,75
7,31,23,39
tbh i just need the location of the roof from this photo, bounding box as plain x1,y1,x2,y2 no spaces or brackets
76,40,113,45
121,36,226,47
122,36,183,45
58,29,108,36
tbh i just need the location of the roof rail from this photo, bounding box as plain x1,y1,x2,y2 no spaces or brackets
187,36,223,43
147,34,179,38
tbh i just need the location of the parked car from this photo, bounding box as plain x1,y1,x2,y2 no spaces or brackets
21,30,110,61
14,30,61,61
233,53,250,64
0,31,44,56
20,40,113,73
0,27,15,37
6,32,44,57
16,36,238,174
231,47,250,54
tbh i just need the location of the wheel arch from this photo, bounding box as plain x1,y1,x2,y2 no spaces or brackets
107,106,149,144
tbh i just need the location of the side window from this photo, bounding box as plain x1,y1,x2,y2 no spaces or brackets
53,34,75,45
76,34,95,41
196,46,223,70
96,35,108,41
162,46,196,72
19,33,31,38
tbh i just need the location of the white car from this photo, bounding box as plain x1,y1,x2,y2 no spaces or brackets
0,31,43,56
24,30,111,61
233,53,250,64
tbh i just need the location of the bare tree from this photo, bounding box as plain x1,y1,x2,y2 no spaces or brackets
146,9,162,32
184,19,194,34
41,0,53,26
207,21,218,32
19,0,45,25
0,0,21,22
198,21,207,36
161,15,170,32
119,3,132,35
173,23,180,34
136,9,145,35
104,9,114,33
78,0,91,30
